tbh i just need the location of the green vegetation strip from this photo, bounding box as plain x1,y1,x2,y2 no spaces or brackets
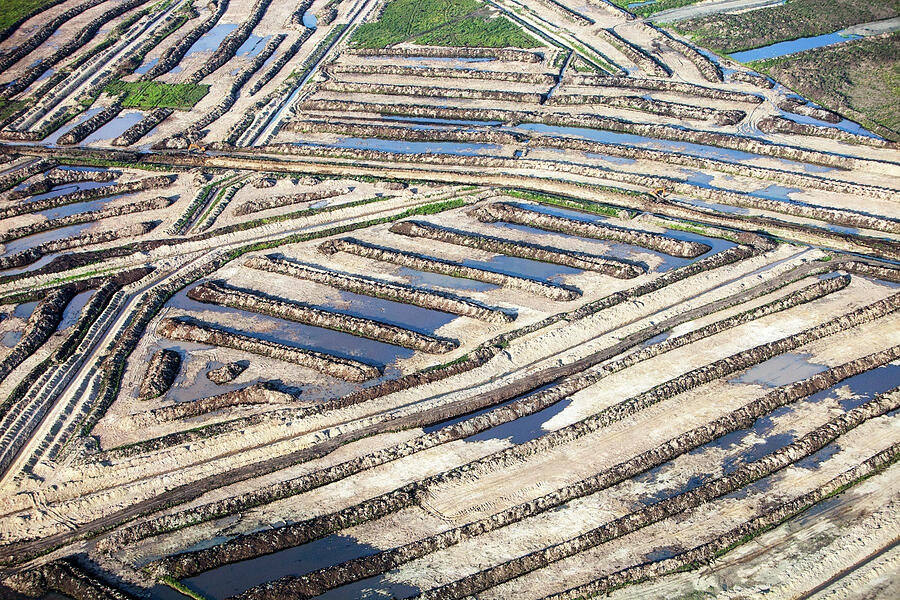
105,81,210,109
609,0,704,18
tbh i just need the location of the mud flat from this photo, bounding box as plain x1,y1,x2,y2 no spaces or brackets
157,316,381,382
144,278,886,586
319,238,582,302
187,280,459,354
759,115,891,147
389,220,644,279
139,349,181,400
474,202,711,258
245,256,515,323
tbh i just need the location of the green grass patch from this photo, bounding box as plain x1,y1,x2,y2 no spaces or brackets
0,0,58,32
104,80,209,109
352,0,480,48
415,15,541,48
352,0,540,49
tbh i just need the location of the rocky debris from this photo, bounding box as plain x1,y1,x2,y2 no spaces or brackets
778,97,841,123
284,120,521,145
760,115,892,147
345,46,543,62
320,6,337,25
0,158,57,192
138,382,291,424
841,260,900,283
157,316,380,382
207,361,248,384
57,102,123,146
0,196,173,244
319,80,546,104
0,287,75,383
377,181,407,191
548,94,744,125
566,74,762,103
188,281,459,353
245,256,515,323
597,28,671,78
234,186,350,216
390,220,644,278
4,558,136,600
253,177,277,188
731,70,774,89
330,63,557,85
144,0,230,80
536,0,593,25
176,33,286,143
0,174,174,219
474,202,710,258
320,237,582,301
0,222,158,271
139,349,181,400
112,108,173,147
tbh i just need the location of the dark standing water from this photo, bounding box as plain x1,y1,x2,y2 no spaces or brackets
82,111,144,144
13,301,39,319
182,534,383,599
181,23,238,59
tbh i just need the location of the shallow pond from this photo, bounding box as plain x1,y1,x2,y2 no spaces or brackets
4,222,92,254
182,23,238,59
237,34,270,58
82,111,144,144
397,267,498,292
182,534,382,599
58,289,96,330
134,57,158,74
1,331,21,347
732,352,829,388
302,12,317,28
731,31,860,63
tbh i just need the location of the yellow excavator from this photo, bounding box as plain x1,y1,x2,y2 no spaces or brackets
187,143,207,154
652,186,669,200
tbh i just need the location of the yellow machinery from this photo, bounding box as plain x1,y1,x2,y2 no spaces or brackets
187,143,206,154
652,186,669,199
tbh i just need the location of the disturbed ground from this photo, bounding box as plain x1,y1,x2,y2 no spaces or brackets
0,1,897,600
